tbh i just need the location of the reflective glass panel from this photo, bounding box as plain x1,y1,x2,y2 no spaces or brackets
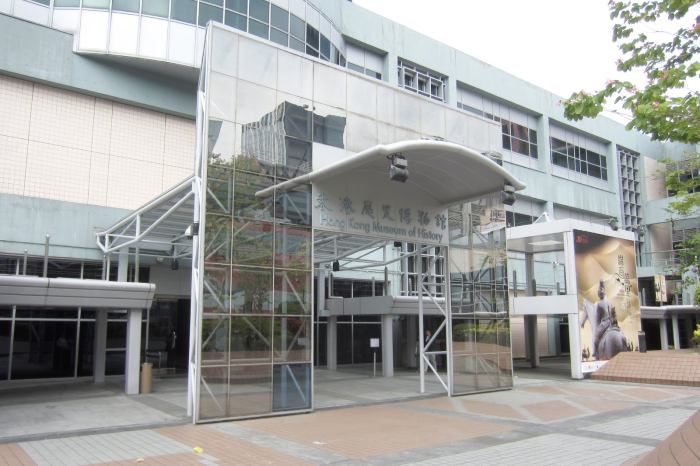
230,316,271,362
201,315,230,364
232,219,274,267
270,28,288,47
274,183,311,226
451,318,475,354
171,0,196,23
224,11,247,31
202,265,230,314
249,0,269,22
231,267,273,314
274,270,311,314
306,24,319,49
142,0,169,17
452,354,478,394
274,225,311,270
228,364,272,417
233,171,274,221
11,321,77,379
273,317,311,362
282,102,312,141
0,321,9,380
279,137,312,179
206,165,233,215
320,34,330,59
225,0,246,13
270,4,288,31
203,214,232,264
112,0,139,12
208,120,236,165
82,0,109,8
313,113,345,149
290,37,305,54
272,363,310,411
290,14,304,40
54,0,81,6
77,322,94,377
199,366,228,419
249,19,269,39
199,3,223,26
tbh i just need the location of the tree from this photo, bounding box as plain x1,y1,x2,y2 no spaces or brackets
564,0,700,272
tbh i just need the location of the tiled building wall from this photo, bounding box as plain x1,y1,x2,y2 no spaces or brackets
0,74,195,210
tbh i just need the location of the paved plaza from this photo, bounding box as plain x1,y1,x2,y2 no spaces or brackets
1,374,698,465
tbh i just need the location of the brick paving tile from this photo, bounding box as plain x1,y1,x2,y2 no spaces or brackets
573,397,631,414
557,386,621,401
239,404,515,460
460,399,524,420
620,387,677,402
0,444,35,466
95,452,205,466
522,399,583,422
520,385,568,396
157,425,310,466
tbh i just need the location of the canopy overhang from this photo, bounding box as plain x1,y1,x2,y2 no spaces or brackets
96,176,195,258
0,275,156,309
256,140,526,205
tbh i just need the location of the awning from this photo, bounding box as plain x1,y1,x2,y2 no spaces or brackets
0,275,156,309
96,176,195,258
256,140,526,205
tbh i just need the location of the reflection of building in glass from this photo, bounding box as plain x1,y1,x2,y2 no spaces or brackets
240,101,346,178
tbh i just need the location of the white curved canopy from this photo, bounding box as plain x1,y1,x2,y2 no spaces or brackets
256,140,525,205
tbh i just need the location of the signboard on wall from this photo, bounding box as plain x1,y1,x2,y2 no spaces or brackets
312,184,449,245
654,274,667,303
574,230,641,374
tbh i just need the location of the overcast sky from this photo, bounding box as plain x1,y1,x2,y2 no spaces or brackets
351,0,647,100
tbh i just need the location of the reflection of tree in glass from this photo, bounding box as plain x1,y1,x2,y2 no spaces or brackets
234,269,271,314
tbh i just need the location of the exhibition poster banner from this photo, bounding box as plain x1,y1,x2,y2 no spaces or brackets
574,230,641,373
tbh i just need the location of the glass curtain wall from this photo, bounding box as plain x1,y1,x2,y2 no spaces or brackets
198,29,315,421
448,193,512,394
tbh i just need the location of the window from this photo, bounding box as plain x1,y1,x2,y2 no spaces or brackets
617,146,643,229
172,0,196,23
397,59,446,101
457,91,539,160
550,137,607,181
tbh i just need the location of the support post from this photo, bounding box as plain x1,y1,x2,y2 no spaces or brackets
93,311,107,383
563,231,583,379
524,253,538,368
418,244,425,393
125,309,143,394
660,318,669,350
671,315,680,350
381,314,394,377
327,315,337,370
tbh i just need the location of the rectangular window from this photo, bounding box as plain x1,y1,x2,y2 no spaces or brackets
249,18,269,39
550,137,607,181
397,59,447,102
198,3,223,26
112,0,139,12
225,11,247,31
225,0,246,14
171,0,196,23
249,0,270,23
142,0,169,17
270,4,288,31
290,14,304,40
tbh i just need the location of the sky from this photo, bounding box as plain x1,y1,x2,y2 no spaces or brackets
351,0,695,119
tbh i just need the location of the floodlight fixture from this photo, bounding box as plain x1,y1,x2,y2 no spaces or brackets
389,153,409,183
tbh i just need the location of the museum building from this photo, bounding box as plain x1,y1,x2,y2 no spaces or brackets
0,0,697,423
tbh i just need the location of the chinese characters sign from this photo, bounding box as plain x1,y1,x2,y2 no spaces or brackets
312,185,448,245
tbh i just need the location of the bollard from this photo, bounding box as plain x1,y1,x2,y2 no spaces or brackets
140,362,153,394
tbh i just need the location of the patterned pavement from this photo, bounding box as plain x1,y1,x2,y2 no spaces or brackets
0,377,698,466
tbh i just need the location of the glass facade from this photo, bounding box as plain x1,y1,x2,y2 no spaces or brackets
197,24,513,421
448,194,512,394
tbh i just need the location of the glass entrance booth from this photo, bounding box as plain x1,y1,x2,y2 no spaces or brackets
188,23,526,422
507,219,641,379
